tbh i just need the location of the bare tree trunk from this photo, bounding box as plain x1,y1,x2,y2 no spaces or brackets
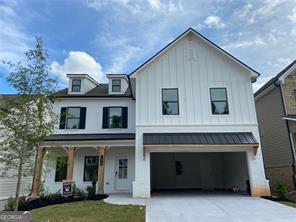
15,156,23,211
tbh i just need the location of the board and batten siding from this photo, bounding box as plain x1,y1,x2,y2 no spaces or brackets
255,86,293,167
135,35,257,126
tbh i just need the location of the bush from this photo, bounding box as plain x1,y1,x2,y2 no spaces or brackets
86,185,96,196
275,182,288,199
4,196,16,211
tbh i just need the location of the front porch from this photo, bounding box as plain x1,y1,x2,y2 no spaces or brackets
31,134,135,196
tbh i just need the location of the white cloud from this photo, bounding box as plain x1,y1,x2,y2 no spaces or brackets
0,2,31,63
253,76,273,92
51,51,106,84
288,7,296,23
223,37,266,49
204,16,225,29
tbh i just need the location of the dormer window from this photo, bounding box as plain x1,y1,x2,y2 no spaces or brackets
72,79,81,92
112,79,121,92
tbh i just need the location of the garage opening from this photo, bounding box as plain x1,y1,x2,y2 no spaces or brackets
150,152,249,194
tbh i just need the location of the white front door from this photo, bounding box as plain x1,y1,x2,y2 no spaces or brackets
115,157,129,191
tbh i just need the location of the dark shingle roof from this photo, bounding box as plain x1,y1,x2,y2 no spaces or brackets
143,132,258,146
45,133,135,141
55,84,132,98
254,60,296,97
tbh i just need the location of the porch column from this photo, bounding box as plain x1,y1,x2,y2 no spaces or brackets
66,147,77,181
31,147,46,196
97,147,105,194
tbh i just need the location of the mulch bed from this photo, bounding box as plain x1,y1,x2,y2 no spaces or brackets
17,194,108,211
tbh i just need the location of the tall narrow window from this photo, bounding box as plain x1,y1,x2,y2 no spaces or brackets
112,80,121,92
66,107,81,129
109,107,122,128
55,156,68,182
84,156,99,182
72,79,81,92
210,88,229,115
162,88,179,115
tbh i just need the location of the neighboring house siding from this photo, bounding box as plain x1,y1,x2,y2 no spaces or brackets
255,86,295,191
256,87,293,167
0,176,32,210
282,70,296,115
136,35,257,126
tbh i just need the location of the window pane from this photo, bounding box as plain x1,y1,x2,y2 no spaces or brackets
55,157,68,182
211,88,227,101
68,108,80,118
109,107,122,128
109,116,122,128
118,159,128,179
66,118,80,129
163,89,178,101
112,80,121,92
84,156,99,181
72,85,81,92
211,101,229,114
112,85,121,92
109,107,122,116
72,79,81,86
162,102,178,115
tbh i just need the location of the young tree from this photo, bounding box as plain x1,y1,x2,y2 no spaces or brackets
0,37,57,210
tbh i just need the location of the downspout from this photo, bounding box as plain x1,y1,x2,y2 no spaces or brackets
277,81,296,188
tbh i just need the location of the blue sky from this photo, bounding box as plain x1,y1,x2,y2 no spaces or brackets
0,0,295,93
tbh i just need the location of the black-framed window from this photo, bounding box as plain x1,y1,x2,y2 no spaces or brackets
162,88,179,115
55,156,68,182
59,107,87,129
83,156,99,182
210,88,229,115
72,79,81,92
102,107,128,129
112,80,121,92
109,107,122,128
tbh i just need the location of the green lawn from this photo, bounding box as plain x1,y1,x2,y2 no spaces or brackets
280,201,296,208
31,200,145,222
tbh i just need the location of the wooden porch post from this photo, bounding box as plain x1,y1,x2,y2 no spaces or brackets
66,147,77,181
31,147,46,196
97,147,105,194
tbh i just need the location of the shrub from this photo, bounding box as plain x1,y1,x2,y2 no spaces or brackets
86,185,96,196
4,196,16,211
275,182,288,198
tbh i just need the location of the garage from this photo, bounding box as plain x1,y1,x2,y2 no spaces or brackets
150,152,249,192
144,132,260,194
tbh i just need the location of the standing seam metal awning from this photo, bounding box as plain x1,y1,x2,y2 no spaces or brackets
143,132,259,159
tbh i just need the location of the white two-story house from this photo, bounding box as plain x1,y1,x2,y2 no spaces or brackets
32,28,270,198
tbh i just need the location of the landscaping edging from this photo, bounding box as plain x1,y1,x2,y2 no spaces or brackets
10,194,108,211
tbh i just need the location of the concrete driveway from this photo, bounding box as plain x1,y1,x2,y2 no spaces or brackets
147,192,296,222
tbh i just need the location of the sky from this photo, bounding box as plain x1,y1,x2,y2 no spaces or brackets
0,0,295,93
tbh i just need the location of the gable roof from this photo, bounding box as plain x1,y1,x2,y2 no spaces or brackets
254,59,296,98
55,84,132,98
130,28,260,79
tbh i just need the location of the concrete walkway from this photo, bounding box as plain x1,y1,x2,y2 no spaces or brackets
147,192,296,222
104,193,146,206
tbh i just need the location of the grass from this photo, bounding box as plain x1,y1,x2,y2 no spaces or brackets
31,200,145,222
280,201,296,208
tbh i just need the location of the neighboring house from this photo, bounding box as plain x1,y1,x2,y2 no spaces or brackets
29,28,270,197
255,60,296,192
0,95,32,210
